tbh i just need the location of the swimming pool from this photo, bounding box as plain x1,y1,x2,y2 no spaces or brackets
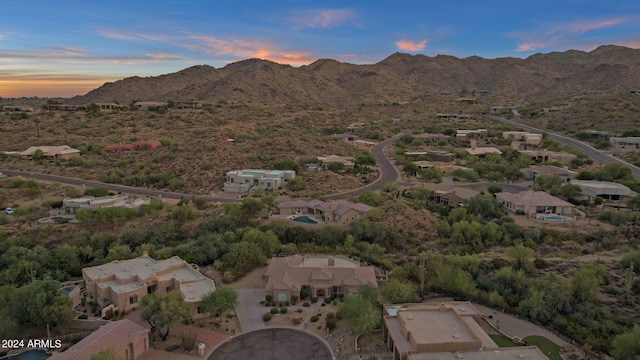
538,214,573,221
60,286,76,296
4,349,50,360
292,215,318,224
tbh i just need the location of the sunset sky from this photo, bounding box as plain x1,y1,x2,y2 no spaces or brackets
2,0,639,97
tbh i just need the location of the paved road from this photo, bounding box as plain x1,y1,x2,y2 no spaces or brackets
236,289,266,332
0,169,238,202
325,131,408,200
490,115,640,180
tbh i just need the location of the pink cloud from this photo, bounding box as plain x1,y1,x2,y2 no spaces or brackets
288,9,356,29
396,39,428,52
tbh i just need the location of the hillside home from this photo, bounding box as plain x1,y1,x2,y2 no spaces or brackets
224,169,295,193
383,302,548,360
329,133,359,142
3,105,34,112
82,253,215,319
132,101,167,108
521,165,577,182
44,104,82,111
19,145,81,160
436,114,471,120
411,133,449,144
431,186,481,207
94,103,122,110
496,190,575,216
502,131,543,146
571,180,637,207
317,155,355,169
609,137,640,153
48,320,149,360
264,255,378,302
277,199,373,225
63,195,150,214
521,150,577,166
456,97,478,104
464,140,502,157
456,129,487,140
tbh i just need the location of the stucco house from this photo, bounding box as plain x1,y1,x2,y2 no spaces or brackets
383,302,548,360
521,165,578,182
609,137,640,153
224,169,295,193
49,320,149,360
19,145,81,160
277,199,373,225
521,150,577,165
571,180,637,207
317,155,355,169
502,131,543,146
264,255,378,302
82,253,215,319
62,195,150,215
496,190,575,216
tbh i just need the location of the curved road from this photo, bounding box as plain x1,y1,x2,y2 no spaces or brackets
490,115,640,180
1,132,407,203
324,131,407,200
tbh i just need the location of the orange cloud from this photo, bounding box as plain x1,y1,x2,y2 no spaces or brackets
288,9,356,29
396,39,428,52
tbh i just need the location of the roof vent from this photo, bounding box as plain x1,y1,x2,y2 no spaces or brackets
453,334,460,339
407,316,414,320
518,355,525,359
455,352,464,359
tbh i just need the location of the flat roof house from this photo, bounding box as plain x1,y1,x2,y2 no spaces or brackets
609,137,640,153
224,169,295,193
49,319,149,360
521,150,577,166
383,302,548,360
496,190,575,216
264,254,378,302
63,195,150,214
83,253,215,319
502,131,543,146
411,133,449,144
317,155,355,169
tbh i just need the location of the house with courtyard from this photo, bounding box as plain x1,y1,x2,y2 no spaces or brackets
571,180,637,207
496,190,575,216
82,252,215,319
426,185,481,207
521,165,577,183
62,195,150,214
132,101,167,109
464,140,502,157
277,199,373,225
223,169,295,193
502,131,543,146
412,133,450,144
414,162,471,176
49,319,149,360
456,129,487,140
521,150,577,166
19,145,81,160
264,254,378,302
317,155,355,169
383,302,548,360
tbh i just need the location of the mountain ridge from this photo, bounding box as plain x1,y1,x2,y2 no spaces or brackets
69,45,640,106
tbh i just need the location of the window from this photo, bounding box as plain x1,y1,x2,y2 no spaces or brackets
166,285,173,293
147,285,157,294
129,295,138,304
197,306,204,314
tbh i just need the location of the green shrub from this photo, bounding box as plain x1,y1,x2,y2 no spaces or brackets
263,313,272,322
515,210,525,215
302,302,310,307
326,312,335,320
77,314,88,320
280,307,288,314
292,317,301,325
326,318,336,330
265,295,273,302
271,307,279,314
310,315,319,322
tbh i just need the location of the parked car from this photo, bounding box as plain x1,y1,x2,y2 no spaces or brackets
5,207,13,215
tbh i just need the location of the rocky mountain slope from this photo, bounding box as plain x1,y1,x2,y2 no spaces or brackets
69,45,640,106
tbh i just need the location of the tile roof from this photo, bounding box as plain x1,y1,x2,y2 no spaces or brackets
496,190,574,207
49,320,148,360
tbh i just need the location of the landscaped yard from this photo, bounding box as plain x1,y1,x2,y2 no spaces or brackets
523,335,562,360
489,334,521,348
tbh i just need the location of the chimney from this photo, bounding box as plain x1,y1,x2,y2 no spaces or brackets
142,251,149,258
470,139,477,149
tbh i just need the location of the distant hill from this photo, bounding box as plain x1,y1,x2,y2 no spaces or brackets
69,45,640,106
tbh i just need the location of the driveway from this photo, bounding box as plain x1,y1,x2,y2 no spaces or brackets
236,289,266,332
